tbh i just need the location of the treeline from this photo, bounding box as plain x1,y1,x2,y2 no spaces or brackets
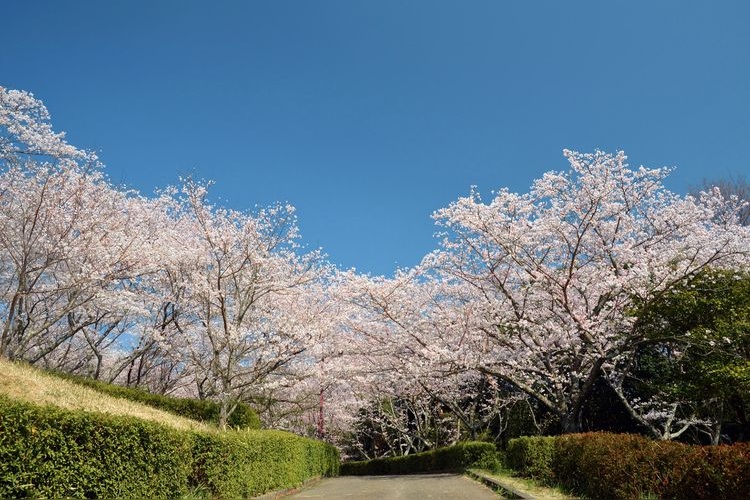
335,152,750,457
1,86,749,454
0,87,333,429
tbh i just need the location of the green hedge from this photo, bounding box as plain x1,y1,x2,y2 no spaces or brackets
192,429,339,497
0,395,193,498
505,435,556,483
0,396,338,498
340,442,500,476
52,371,261,429
506,432,750,500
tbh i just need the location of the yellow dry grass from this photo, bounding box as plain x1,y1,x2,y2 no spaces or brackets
0,358,211,432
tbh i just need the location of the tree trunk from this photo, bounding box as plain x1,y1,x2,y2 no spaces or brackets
559,358,604,434
218,395,239,430
560,411,582,434
219,396,230,430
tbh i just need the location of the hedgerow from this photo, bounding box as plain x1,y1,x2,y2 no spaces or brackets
0,395,192,498
52,370,261,429
192,429,339,497
0,396,338,498
340,441,500,475
506,432,750,499
505,435,556,483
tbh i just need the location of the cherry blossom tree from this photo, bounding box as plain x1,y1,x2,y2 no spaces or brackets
242,281,347,434
425,150,750,433
0,87,340,428
1,86,97,170
0,168,167,360
692,175,750,226
151,180,330,428
0,122,165,366
6,85,750,445
331,269,519,454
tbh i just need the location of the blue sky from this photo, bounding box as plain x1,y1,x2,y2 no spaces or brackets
2,1,748,275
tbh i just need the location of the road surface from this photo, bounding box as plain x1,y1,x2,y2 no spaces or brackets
288,473,499,499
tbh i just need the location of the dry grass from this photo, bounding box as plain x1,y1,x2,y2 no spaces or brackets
0,358,211,432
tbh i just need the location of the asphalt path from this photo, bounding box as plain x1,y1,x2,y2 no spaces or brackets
288,473,500,499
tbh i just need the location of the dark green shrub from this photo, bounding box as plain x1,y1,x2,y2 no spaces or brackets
505,435,556,483
471,447,503,472
340,441,498,475
51,371,261,429
0,395,193,498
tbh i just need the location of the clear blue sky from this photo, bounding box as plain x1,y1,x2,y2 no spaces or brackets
2,1,749,275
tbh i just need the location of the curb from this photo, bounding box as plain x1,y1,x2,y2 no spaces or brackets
252,476,324,499
466,470,538,500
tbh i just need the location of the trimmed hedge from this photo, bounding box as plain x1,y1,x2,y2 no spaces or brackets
506,432,750,500
340,442,500,476
0,395,192,498
505,435,556,483
0,396,338,498
52,371,261,429
192,429,340,497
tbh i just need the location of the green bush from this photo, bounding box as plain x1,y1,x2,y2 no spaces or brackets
505,435,556,483
192,429,339,497
0,396,339,498
553,433,687,499
0,395,193,498
471,447,504,472
52,371,261,429
506,432,750,500
340,442,499,476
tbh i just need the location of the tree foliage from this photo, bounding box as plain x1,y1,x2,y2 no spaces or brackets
625,269,750,442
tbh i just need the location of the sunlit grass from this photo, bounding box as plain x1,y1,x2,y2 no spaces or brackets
0,358,212,432
469,468,577,500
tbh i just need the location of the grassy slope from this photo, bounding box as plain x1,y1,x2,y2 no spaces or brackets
0,358,210,432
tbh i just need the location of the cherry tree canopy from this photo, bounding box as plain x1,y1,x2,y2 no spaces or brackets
422,150,749,432
3,86,749,443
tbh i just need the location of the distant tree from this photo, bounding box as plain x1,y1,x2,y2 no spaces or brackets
692,175,750,226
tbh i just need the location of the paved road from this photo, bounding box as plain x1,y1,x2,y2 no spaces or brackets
288,473,499,499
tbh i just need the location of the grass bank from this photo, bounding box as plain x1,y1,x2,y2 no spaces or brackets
0,359,339,498
0,358,208,431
